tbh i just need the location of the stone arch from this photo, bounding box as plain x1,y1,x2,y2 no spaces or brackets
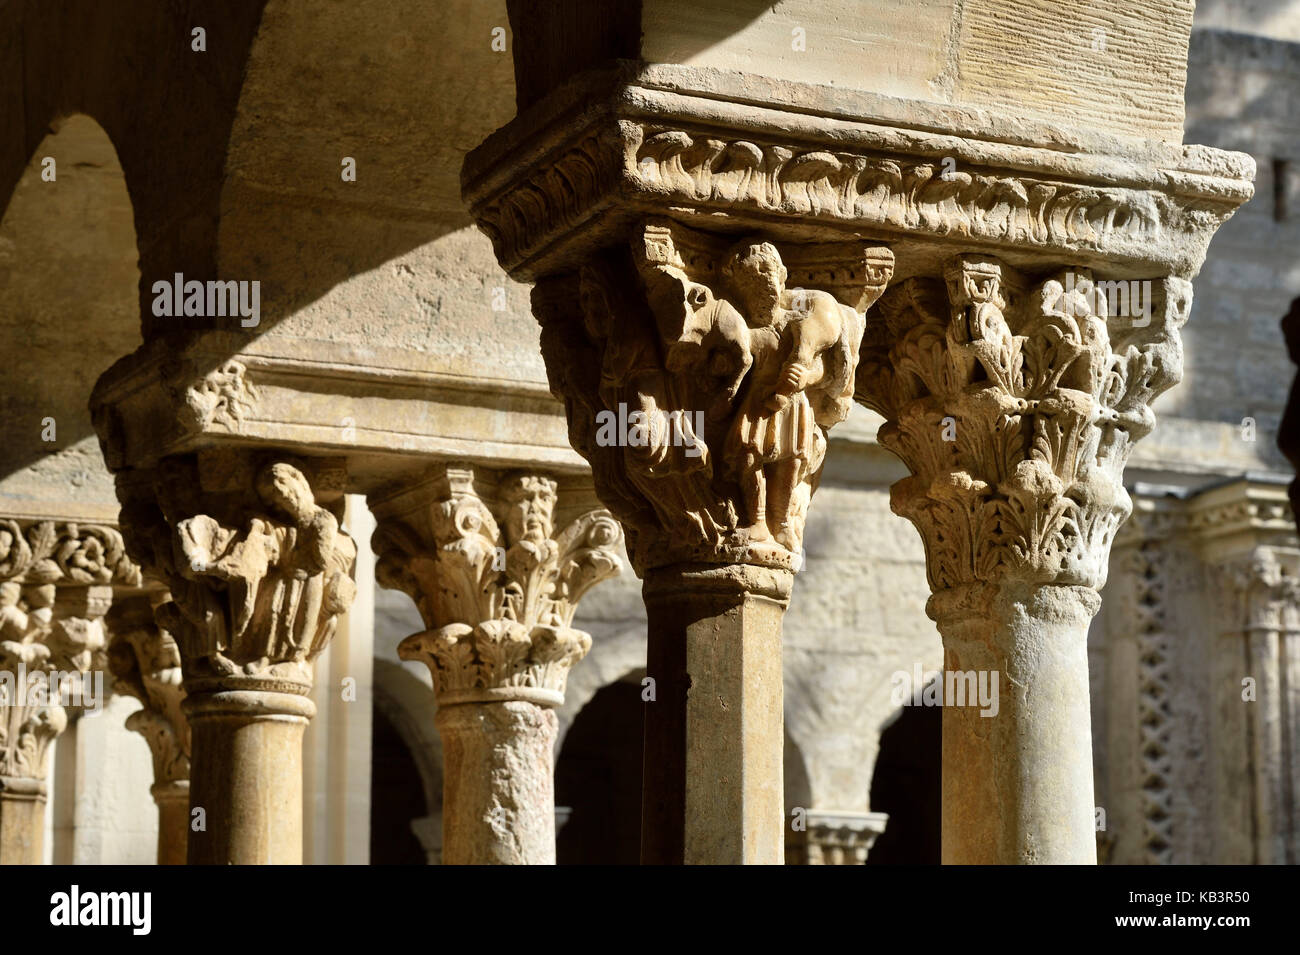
1,1,269,336
555,624,648,751
0,114,140,511
214,0,525,346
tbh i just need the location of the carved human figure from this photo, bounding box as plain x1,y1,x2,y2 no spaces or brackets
720,239,855,548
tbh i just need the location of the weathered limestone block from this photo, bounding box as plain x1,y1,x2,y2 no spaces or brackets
371,465,622,864
111,453,356,864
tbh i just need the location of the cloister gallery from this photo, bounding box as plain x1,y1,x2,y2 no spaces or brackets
2,0,1300,867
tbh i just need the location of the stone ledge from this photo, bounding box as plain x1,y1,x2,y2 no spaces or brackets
463,62,1254,282
90,333,588,486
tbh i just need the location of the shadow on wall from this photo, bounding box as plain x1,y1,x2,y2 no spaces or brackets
1,0,522,352
506,0,775,110
0,114,140,485
213,0,520,340
867,702,940,865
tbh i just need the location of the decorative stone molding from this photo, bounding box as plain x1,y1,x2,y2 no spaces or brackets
1213,547,1300,644
786,809,888,866
0,519,141,588
855,256,1190,608
1208,544,1300,865
107,595,189,787
532,218,891,572
1103,481,1299,865
462,65,1253,282
90,332,583,476
1126,539,1175,865
166,359,261,434
372,466,623,706
114,453,357,694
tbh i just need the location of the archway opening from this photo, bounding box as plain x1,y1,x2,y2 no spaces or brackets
867,703,941,864
369,705,428,865
555,675,645,864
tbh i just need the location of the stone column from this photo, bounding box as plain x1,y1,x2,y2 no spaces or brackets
371,465,622,865
107,593,190,865
1210,545,1300,865
113,452,356,865
0,520,137,864
527,228,891,864
855,259,1192,864
461,40,1249,864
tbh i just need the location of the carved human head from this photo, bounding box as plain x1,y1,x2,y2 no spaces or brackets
502,474,558,545
723,240,786,323
256,462,316,522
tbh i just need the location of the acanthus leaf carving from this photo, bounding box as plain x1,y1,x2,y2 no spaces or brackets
855,255,1190,604
372,469,623,706
107,596,190,787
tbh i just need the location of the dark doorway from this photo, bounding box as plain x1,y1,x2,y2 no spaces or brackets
555,679,645,864
369,705,428,864
867,704,941,864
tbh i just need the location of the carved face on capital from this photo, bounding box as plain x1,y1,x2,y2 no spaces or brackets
724,241,787,325
256,463,316,523
503,475,557,545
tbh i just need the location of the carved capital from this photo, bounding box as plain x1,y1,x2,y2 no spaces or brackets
855,256,1190,612
107,596,189,786
0,700,66,781
115,453,357,694
1,580,114,728
372,467,623,706
786,809,888,865
1213,547,1300,636
534,218,892,573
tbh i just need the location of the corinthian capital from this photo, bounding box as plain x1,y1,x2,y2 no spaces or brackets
107,595,189,787
115,453,357,693
856,256,1190,608
533,218,892,572
371,466,623,706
